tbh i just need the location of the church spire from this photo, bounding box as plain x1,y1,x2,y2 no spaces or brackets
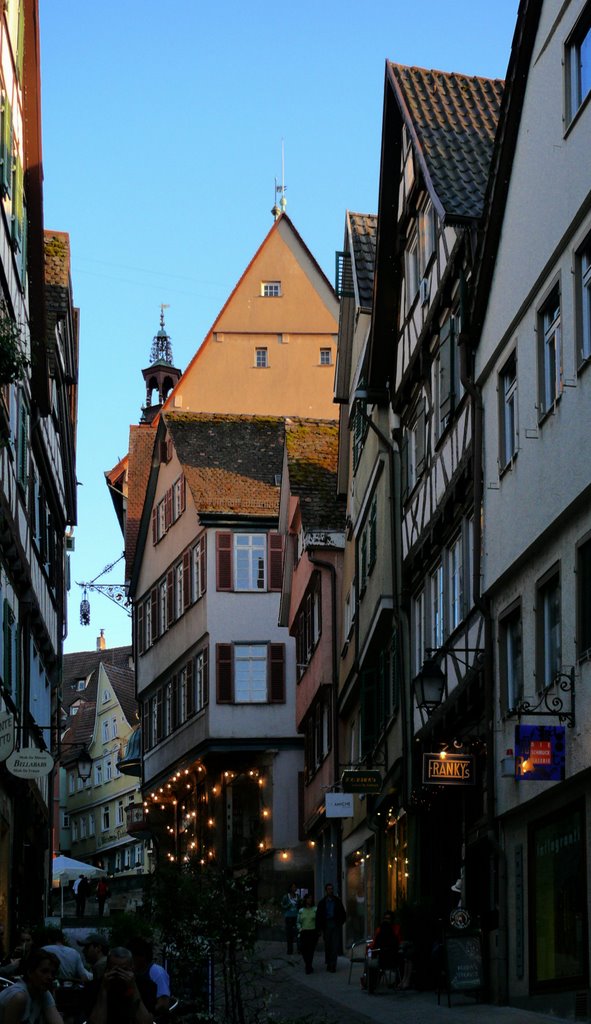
141,305,182,424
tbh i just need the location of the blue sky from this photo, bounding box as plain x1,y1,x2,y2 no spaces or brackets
39,0,519,654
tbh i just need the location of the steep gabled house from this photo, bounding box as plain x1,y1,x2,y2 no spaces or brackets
366,62,504,940
61,655,146,881
129,411,308,899
471,0,591,1009
278,418,345,897
0,1,78,936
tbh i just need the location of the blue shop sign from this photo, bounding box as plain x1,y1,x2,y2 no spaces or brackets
514,724,565,781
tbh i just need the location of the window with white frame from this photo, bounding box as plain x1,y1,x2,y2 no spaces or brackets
538,285,562,416
62,811,70,829
234,534,266,590
173,475,185,520
414,589,425,675
191,536,206,601
566,6,591,122
499,603,523,712
77,776,83,791
68,771,75,795
431,562,444,649
80,816,87,839
418,200,436,273
449,534,463,633
72,818,78,841
234,645,267,702
536,567,561,689
135,844,144,866
405,226,419,309
112,716,118,738
577,536,591,657
175,560,184,617
105,760,112,782
102,806,110,831
499,351,518,468
102,688,110,703
94,762,102,786
88,813,95,836
115,851,121,872
319,347,332,366
116,800,124,826
195,648,208,712
159,579,167,635
406,400,426,494
102,720,109,742
123,846,131,869
164,680,173,735
344,579,356,641
255,347,268,368
576,240,591,364
261,281,281,297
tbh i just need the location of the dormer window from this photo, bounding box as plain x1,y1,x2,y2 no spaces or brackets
261,281,281,297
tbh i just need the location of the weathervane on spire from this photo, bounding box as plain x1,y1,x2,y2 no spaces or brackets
149,304,173,364
272,139,287,220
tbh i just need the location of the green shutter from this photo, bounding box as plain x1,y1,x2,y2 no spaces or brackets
0,95,12,197
11,155,23,249
16,1,25,83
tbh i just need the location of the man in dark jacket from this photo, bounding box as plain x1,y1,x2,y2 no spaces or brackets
315,883,346,972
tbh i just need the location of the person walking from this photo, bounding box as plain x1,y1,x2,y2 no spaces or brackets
296,894,318,974
315,883,346,973
76,877,90,917
96,880,110,919
280,883,300,955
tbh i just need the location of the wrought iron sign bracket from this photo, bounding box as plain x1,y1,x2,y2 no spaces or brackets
515,667,575,729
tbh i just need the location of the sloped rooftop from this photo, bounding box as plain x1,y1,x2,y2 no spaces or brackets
62,646,132,711
164,412,285,517
285,419,345,533
389,64,504,221
348,213,377,309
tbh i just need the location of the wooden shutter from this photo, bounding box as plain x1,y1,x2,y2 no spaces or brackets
415,398,426,476
200,534,207,595
216,644,233,703
186,658,194,716
151,508,157,545
142,701,151,751
0,95,12,197
11,156,23,249
183,550,191,607
179,475,186,513
203,647,209,705
216,532,233,591
166,570,174,626
268,533,284,591
268,643,285,703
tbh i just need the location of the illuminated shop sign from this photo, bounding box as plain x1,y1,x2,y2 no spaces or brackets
422,753,475,786
514,724,565,781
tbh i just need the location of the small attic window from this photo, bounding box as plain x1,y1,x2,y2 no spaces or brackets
160,437,172,464
102,688,111,703
261,281,281,297
71,679,86,691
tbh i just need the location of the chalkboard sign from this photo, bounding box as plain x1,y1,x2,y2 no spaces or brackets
439,930,483,1005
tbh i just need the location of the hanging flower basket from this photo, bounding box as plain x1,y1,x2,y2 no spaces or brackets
0,315,28,385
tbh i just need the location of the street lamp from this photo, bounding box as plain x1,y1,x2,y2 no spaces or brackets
75,748,92,781
413,657,446,717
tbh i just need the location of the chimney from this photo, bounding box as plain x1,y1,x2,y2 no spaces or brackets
97,629,106,651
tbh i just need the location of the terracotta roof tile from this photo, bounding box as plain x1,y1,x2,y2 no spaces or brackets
348,213,377,309
285,419,346,532
390,64,504,220
126,424,157,579
62,646,132,711
164,412,284,517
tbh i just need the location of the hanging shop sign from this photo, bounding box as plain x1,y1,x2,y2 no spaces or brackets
0,713,15,761
325,792,354,817
340,770,382,793
514,724,565,781
6,746,54,778
423,753,475,786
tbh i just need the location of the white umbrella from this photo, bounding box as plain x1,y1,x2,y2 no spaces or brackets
52,855,107,916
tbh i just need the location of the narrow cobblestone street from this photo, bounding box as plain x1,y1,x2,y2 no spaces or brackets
257,943,575,1024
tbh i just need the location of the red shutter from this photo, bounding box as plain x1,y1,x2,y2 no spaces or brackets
180,475,186,513
216,532,233,591
183,550,191,607
137,603,145,655
150,588,158,643
268,533,284,591
165,487,173,530
166,570,174,626
216,644,233,703
152,508,157,545
269,643,285,703
186,658,194,716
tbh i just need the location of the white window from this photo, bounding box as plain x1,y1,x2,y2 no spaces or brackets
102,688,111,703
449,535,463,632
175,561,184,617
62,811,70,829
195,650,207,712
102,720,109,742
261,281,281,297
165,681,173,735
537,569,561,689
72,818,78,841
112,716,118,738
135,844,144,866
255,347,268,368
102,806,110,831
159,579,167,635
105,760,112,782
320,347,332,366
145,595,152,646
179,667,187,725
88,813,95,836
418,200,435,272
123,846,131,868
68,771,75,795
567,7,591,122
234,645,267,702
80,816,87,839
115,851,121,872
77,776,83,791
192,537,205,600
94,763,103,786
157,498,166,539
116,800,124,826
234,534,266,590
405,227,419,308
538,285,562,415
577,241,591,363
173,476,185,520
499,351,518,467
431,562,444,649
500,605,523,711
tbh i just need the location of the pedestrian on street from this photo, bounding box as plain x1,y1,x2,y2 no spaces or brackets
280,883,300,955
297,894,318,974
96,879,110,919
315,882,346,973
